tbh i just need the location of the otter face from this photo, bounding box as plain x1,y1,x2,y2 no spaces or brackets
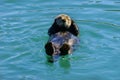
55,14,72,28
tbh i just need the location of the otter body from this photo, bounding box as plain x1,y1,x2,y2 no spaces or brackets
45,32,79,56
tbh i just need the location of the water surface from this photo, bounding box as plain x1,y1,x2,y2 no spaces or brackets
0,0,120,80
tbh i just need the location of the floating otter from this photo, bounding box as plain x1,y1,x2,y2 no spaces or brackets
45,32,79,62
48,14,79,36
45,14,79,62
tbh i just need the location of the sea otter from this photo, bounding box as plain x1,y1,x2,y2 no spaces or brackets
48,14,79,36
45,14,79,62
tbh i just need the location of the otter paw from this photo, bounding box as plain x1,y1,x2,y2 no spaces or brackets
45,42,54,56
60,43,71,56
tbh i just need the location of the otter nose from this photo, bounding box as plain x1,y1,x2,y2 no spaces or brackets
62,19,65,23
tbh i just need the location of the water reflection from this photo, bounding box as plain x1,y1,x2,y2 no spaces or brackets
59,56,71,69
45,55,71,69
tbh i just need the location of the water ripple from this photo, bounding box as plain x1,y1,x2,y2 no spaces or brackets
0,0,120,80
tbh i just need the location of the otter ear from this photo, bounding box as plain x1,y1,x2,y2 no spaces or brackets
48,20,59,36
69,20,79,36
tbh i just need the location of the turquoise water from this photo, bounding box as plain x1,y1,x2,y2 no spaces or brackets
0,0,120,80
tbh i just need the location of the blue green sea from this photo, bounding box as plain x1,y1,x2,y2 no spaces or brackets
0,0,120,80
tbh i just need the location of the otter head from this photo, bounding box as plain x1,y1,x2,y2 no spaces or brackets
55,14,72,29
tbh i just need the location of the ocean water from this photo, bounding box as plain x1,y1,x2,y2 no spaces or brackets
0,0,120,80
